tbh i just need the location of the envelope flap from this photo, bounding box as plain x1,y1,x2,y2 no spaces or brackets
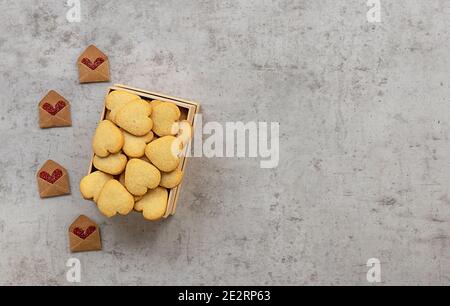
78,63,108,78
36,160,68,179
53,106,72,124
77,45,108,63
38,90,70,108
69,215,97,232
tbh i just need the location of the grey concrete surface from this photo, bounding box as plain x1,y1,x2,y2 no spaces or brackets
0,0,449,286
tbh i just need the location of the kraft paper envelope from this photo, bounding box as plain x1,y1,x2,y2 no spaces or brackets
77,45,110,83
36,160,71,198
69,215,102,253
38,90,72,128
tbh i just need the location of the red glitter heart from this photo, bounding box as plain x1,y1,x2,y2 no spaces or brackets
73,226,96,239
39,169,63,184
81,57,105,70
42,101,66,116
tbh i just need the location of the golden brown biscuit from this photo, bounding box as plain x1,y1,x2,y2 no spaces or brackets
108,108,121,123
124,159,161,196
106,91,141,123
160,169,184,189
92,120,124,157
122,130,154,158
97,180,134,217
118,172,141,201
151,102,180,136
149,100,163,109
93,153,127,175
115,100,153,136
80,171,113,202
105,90,140,112
145,136,182,172
134,187,168,221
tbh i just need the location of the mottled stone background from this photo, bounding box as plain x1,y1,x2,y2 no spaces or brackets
0,0,449,285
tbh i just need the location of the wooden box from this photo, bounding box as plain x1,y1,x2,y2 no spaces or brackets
87,84,200,218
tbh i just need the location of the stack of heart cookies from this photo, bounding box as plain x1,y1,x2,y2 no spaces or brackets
80,90,192,221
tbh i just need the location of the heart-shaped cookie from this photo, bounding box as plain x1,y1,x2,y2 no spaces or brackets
149,99,163,109
122,130,154,158
124,159,161,196
106,90,141,111
151,102,181,136
92,120,124,157
160,169,184,189
134,187,168,221
105,90,141,122
115,100,153,136
97,180,134,217
118,172,144,202
93,153,127,175
145,136,182,172
80,171,113,202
